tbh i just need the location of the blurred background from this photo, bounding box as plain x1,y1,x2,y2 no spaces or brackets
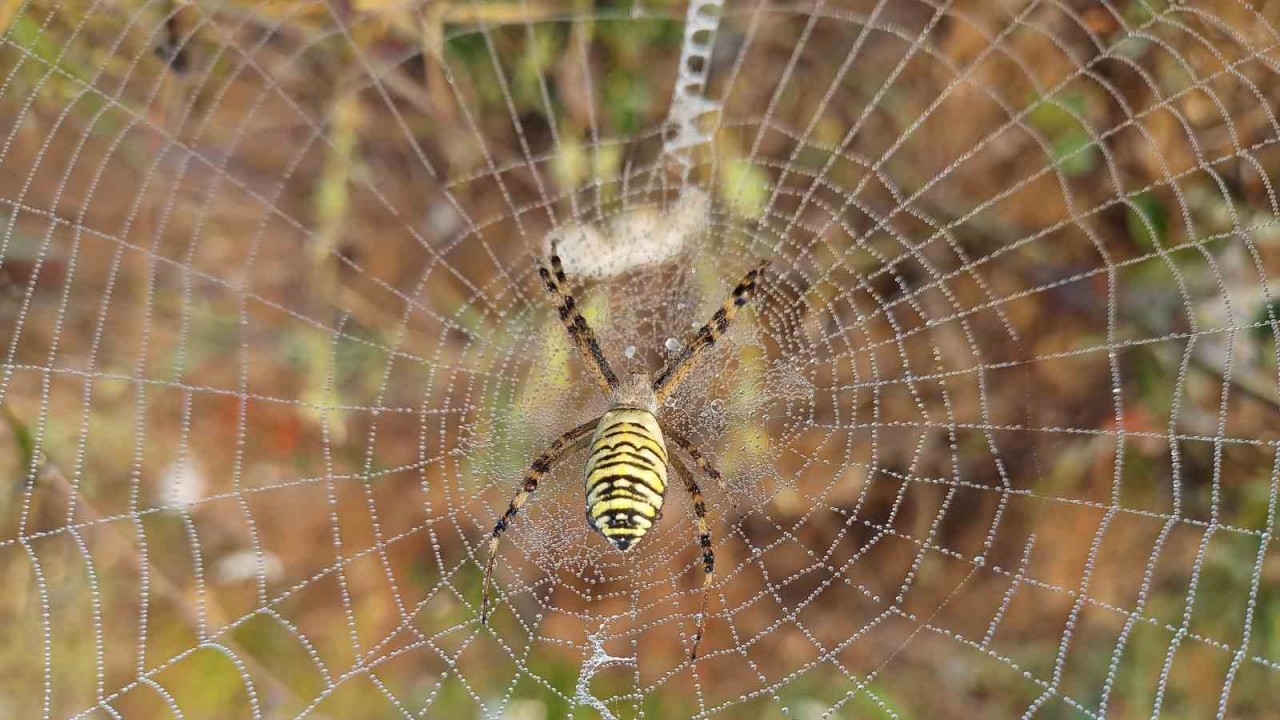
1,0,1278,718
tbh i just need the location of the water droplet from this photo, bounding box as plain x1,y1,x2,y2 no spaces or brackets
624,345,637,359
665,337,683,353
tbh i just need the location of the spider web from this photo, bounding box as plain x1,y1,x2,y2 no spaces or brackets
1,0,1278,717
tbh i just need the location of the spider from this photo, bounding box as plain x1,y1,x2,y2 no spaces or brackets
479,245,768,661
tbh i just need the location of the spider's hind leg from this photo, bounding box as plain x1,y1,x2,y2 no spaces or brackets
665,428,735,507
670,453,714,661
481,417,600,625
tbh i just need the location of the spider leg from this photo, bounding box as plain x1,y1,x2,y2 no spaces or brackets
665,428,736,508
652,260,768,404
537,244,620,394
670,453,714,661
481,417,600,624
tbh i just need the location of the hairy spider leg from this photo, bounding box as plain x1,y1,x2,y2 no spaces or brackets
665,428,736,505
481,418,601,624
670,453,713,661
652,260,769,404
537,245,620,394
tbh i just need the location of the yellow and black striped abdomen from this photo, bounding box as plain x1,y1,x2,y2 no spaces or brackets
585,409,668,551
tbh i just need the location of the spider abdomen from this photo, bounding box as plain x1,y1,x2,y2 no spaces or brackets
584,408,668,551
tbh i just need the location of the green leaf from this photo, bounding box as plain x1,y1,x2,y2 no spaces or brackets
1126,191,1167,250
1028,92,1088,135
604,67,650,134
1052,131,1100,177
1251,298,1280,344
1029,91,1100,177
1,403,35,476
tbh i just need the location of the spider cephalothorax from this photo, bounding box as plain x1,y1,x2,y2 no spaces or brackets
479,246,767,661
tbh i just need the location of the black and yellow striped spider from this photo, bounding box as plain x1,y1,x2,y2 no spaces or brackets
480,246,768,660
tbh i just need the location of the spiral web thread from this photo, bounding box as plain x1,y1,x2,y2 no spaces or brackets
0,0,1278,718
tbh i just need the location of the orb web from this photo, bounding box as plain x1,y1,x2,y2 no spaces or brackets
1,0,1278,718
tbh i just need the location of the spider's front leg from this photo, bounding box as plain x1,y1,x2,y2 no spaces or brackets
481,417,600,624
536,244,620,395
652,260,768,404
